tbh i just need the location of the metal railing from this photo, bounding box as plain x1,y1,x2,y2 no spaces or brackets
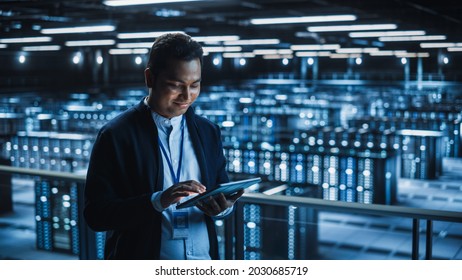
226,193,462,260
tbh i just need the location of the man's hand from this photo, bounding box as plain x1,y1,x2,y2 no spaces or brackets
196,190,244,216
160,180,206,209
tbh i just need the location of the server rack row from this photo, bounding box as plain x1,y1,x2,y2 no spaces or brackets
349,116,461,158
224,143,397,205
5,131,93,173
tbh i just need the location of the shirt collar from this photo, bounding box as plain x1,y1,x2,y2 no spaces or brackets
144,96,183,134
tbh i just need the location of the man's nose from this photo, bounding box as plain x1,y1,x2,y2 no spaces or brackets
180,86,191,100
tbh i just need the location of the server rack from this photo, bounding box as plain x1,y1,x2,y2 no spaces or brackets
35,179,80,254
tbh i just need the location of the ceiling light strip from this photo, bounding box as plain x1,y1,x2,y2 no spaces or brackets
41,25,115,34
295,51,331,57
202,46,242,52
308,24,397,32
447,47,462,52
109,48,149,55
0,37,52,43
224,39,280,45
369,50,408,56
262,54,293,59
104,0,202,6
117,42,153,48
379,35,446,42
251,15,356,25
194,36,240,42
22,45,61,51
395,52,430,58
349,30,426,38
291,44,340,51
336,48,379,53
65,40,116,47
222,52,256,58
420,42,462,48
253,49,293,55
117,31,184,39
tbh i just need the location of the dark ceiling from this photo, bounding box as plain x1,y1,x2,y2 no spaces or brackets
1,0,462,56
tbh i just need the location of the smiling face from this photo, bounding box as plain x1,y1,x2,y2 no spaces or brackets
146,58,201,119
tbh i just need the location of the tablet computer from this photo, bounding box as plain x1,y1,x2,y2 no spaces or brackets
175,177,261,209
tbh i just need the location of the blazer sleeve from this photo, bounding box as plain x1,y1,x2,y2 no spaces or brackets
83,128,159,232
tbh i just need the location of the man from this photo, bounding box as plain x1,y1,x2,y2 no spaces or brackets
84,33,243,259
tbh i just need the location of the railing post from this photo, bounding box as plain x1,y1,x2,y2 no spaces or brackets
412,218,420,260
78,181,97,260
425,220,433,260
224,212,235,260
234,202,244,260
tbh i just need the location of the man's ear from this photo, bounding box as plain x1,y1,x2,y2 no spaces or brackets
144,68,154,88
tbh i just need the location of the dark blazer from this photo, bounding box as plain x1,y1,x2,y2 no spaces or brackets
83,99,229,259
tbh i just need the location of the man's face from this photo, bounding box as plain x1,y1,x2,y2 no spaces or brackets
147,58,201,118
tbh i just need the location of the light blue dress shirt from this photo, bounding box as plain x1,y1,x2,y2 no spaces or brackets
149,108,212,260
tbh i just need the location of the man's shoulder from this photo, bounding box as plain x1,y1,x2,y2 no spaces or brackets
100,103,144,133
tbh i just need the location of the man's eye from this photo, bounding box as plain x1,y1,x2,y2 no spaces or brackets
168,83,181,88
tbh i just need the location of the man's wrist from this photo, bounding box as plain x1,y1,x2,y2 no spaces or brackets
151,191,166,212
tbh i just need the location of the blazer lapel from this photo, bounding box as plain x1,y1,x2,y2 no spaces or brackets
135,99,164,192
185,108,210,188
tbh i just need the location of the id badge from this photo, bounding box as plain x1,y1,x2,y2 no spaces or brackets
172,209,189,239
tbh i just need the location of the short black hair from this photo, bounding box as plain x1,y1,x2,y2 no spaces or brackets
147,33,203,75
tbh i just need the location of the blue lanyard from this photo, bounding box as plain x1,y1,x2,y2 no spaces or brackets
158,116,185,184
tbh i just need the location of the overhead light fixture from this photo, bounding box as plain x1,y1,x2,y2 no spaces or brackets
308,24,397,32
349,30,426,38
104,0,202,6
72,53,82,64
253,49,292,55
202,46,242,52
117,31,184,39
250,15,356,25
330,53,358,59
117,42,153,48
369,50,408,56
395,52,430,58
22,45,61,51
295,51,331,57
0,44,7,48
448,47,462,52
379,35,446,42
262,54,293,60
224,39,280,45
65,39,116,47
336,48,379,53
222,52,256,58
0,36,52,43
109,48,149,55
291,44,340,51
193,35,240,43
41,25,115,34
420,42,462,48
18,55,26,64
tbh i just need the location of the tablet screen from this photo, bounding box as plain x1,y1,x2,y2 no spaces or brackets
175,177,261,209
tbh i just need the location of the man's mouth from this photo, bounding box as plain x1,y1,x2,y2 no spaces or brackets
174,102,190,108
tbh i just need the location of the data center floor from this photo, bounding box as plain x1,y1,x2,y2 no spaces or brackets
0,158,461,260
